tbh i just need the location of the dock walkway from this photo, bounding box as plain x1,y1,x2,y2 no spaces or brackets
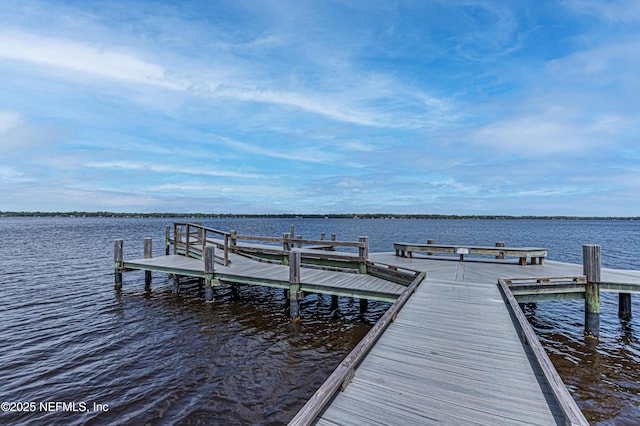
315,277,564,425
295,253,640,425
309,254,572,425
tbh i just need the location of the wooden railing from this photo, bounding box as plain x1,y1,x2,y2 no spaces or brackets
498,278,588,425
288,271,426,425
171,222,231,266
169,223,370,271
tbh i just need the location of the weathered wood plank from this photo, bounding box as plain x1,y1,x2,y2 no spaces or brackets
312,276,574,425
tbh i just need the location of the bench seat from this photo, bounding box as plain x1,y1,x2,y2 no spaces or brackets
394,242,547,266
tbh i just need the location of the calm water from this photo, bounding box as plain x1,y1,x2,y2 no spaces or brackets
0,217,638,425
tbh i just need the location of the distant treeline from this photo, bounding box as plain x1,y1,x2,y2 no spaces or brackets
1,211,639,220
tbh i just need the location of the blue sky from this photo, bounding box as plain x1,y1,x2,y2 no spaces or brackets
1,0,639,215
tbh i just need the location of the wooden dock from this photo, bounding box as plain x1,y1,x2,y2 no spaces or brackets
121,251,411,302
114,223,421,317
114,224,640,425
291,252,640,425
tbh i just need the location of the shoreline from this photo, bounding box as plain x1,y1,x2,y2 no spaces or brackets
1,211,639,220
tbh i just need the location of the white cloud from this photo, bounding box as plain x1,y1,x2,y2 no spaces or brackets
0,166,33,183
85,160,264,179
0,110,23,134
214,135,340,164
0,110,68,156
0,30,185,90
0,20,456,130
563,0,640,23
468,110,629,156
545,38,640,89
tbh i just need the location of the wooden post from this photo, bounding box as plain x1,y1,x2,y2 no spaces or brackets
427,239,434,255
331,295,339,312
165,225,171,255
495,242,505,259
289,249,302,320
185,223,191,258
359,298,368,314
619,293,632,320
320,232,326,240
223,233,229,266
196,224,203,246
359,236,369,274
173,223,178,255
331,233,336,242
230,230,237,248
114,239,123,289
297,235,303,248
583,244,601,338
144,237,152,287
204,244,215,302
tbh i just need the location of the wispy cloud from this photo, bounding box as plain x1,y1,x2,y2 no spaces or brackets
0,27,452,130
86,161,264,179
563,0,640,23
468,109,630,156
0,30,185,90
1,1,640,215
0,109,69,156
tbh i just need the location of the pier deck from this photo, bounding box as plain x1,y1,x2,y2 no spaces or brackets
315,277,564,425
308,254,578,425
122,250,409,302
294,253,640,425
116,225,640,425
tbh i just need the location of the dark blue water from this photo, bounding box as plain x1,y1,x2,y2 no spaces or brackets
0,217,638,424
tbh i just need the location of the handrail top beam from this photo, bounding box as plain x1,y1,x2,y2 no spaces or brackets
174,222,230,237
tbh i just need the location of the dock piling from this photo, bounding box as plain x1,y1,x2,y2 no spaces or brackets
583,244,601,338
204,244,215,301
495,242,505,259
359,298,369,314
165,225,171,255
114,239,123,290
289,249,302,319
144,238,152,287
619,293,632,320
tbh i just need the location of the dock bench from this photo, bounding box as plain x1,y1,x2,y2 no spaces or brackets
394,242,547,266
